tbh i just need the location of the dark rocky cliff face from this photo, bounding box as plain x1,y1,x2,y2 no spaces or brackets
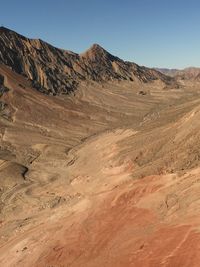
0,27,173,94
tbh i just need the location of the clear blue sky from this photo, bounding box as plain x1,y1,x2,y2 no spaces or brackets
1,0,200,68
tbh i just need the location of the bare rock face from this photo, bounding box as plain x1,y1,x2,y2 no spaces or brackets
0,27,80,94
0,27,173,95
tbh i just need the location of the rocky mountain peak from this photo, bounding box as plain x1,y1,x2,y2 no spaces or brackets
88,43,105,52
0,28,175,95
80,43,117,62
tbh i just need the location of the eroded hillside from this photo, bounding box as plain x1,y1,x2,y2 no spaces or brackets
0,27,174,95
1,29,200,267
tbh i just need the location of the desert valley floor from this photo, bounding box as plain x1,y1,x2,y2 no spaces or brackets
1,64,200,266
1,27,200,267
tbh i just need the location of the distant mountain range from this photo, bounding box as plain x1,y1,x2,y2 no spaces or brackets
156,67,200,81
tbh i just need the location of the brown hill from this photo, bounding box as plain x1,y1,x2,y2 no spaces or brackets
157,67,200,81
0,27,174,95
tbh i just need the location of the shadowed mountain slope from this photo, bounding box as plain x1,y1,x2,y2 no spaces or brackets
0,27,174,95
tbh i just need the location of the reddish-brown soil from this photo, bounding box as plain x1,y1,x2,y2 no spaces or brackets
1,59,200,267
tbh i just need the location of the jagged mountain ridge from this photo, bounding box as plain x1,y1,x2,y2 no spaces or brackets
0,27,173,94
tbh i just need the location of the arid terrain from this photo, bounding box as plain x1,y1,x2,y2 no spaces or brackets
1,28,200,267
